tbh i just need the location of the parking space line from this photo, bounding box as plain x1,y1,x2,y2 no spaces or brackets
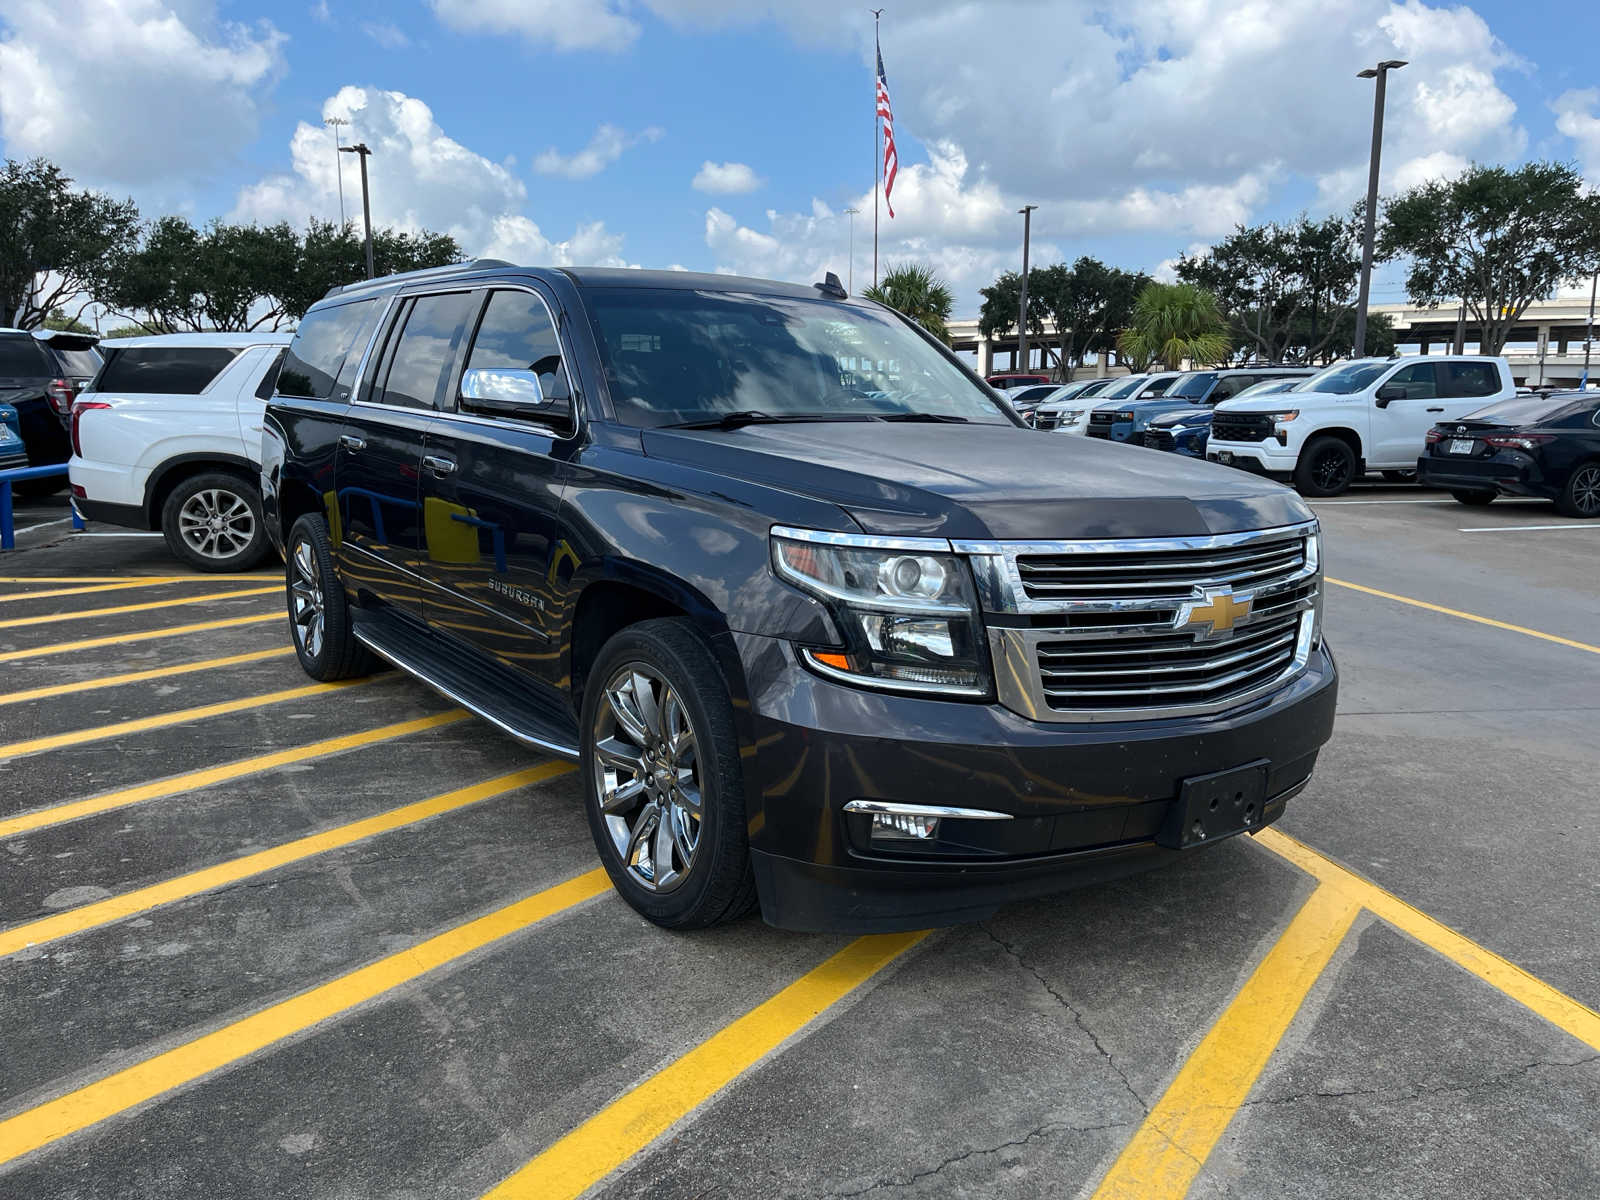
0,580,232,603
0,612,281,664
0,711,470,839
0,867,610,1169
1458,523,1600,533
1326,577,1600,656
1089,885,1361,1200
481,930,929,1200
1257,829,1600,1052
0,586,279,630
0,647,295,707
0,678,374,762
0,763,575,959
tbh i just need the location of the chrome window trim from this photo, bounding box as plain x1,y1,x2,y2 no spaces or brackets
843,799,1012,821
771,525,954,553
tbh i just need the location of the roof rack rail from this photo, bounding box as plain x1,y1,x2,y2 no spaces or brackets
322,258,516,300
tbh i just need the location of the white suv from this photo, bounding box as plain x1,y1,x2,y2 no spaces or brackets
1206,355,1514,496
69,332,292,570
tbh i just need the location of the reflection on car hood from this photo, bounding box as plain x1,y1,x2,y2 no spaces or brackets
643,421,1310,540
1219,390,1347,412
1149,408,1213,427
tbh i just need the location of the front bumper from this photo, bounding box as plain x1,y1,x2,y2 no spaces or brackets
1207,442,1295,481
1416,453,1552,499
732,631,1338,931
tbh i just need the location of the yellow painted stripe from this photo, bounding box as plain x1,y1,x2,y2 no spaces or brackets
0,678,370,762
0,710,469,839
0,575,280,584
0,647,295,706
1257,828,1600,1052
1327,577,1600,656
0,580,215,603
0,586,278,630
0,867,609,1168
484,931,928,1200
1090,885,1361,1200
0,762,574,959
0,611,281,663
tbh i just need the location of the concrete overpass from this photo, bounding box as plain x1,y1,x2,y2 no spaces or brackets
949,295,1598,387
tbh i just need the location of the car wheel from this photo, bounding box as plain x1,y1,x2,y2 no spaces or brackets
161,472,271,572
1557,462,1600,518
580,618,757,929
285,513,378,680
1449,489,1496,507
1381,470,1417,483
1294,437,1357,497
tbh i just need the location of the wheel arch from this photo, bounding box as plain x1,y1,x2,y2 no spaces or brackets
144,453,259,528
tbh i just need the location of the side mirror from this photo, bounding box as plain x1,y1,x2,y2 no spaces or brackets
460,367,570,424
1374,384,1407,407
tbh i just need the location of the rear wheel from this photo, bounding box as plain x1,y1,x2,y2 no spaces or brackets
1557,462,1600,518
162,472,270,572
1294,436,1357,497
285,513,377,680
1450,489,1496,507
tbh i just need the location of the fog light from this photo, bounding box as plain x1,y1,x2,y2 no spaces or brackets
871,812,940,840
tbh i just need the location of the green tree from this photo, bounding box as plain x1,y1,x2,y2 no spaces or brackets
863,261,955,344
101,322,159,339
42,307,94,334
0,157,139,329
1380,161,1600,355
978,269,1050,352
1117,283,1232,370
978,257,1149,375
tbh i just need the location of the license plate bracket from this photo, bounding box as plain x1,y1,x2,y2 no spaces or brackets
1158,760,1270,850
1217,450,1234,464
1448,438,1474,455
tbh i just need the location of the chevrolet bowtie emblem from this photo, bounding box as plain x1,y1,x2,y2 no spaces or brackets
1181,587,1251,638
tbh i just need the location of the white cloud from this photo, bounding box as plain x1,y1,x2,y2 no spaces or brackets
533,124,662,180
1554,89,1600,185
311,1,332,23
430,0,639,52
361,21,410,50
232,87,631,267
692,161,763,194
0,0,286,186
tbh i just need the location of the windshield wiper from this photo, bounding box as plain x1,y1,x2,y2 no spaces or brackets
876,412,970,423
665,410,875,430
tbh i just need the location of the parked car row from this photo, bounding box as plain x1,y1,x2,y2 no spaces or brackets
0,327,103,478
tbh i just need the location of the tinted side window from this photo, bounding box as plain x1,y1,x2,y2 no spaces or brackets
1386,362,1437,399
255,349,287,400
96,347,241,394
279,298,380,399
1442,362,1499,398
1210,375,1252,401
462,289,572,403
0,337,51,376
377,292,479,410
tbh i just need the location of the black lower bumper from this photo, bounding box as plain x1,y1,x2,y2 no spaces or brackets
731,632,1338,932
1416,455,1551,500
75,497,151,530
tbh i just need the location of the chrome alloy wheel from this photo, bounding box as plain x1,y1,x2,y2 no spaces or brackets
289,538,326,659
592,664,703,893
1571,464,1600,516
178,488,256,560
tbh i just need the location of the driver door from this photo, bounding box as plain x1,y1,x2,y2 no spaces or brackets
1370,361,1444,466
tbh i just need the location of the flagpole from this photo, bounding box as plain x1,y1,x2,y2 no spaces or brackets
872,8,882,289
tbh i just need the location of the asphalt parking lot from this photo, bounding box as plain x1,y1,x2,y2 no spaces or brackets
1,486,1596,1199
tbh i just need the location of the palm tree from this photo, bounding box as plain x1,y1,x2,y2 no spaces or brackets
862,262,955,345
1117,282,1232,370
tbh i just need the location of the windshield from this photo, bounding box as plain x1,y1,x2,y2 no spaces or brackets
1233,378,1301,399
1077,378,1116,397
1463,394,1585,425
586,289,1010,427
1102,376,1150,400
1304,361,1390,395
1167,372,1217,399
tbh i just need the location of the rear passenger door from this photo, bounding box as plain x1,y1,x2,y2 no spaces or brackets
416,285,575,685
334,290,479,618
1435,361,1505,420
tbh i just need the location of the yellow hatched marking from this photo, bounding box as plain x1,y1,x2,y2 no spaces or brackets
0,647,294,706
0,580,215,603
0,586,278,629
1090,885,1361,1200
0,868,609,1168
0,575,280,584
0,678,371,761
483,931,928,1200
1327,577,1600,656
0,710,469,839
0,612,281,663
0,763,574,959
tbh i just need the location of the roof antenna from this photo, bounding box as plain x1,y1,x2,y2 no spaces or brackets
814,271,847,300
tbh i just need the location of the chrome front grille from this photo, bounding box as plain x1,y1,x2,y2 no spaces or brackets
957,523,1320,723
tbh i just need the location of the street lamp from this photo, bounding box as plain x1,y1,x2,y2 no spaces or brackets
340,142,375,280
1017,204,1038,375
1353,59,1406,358
843,207,860,293
323,116,349,226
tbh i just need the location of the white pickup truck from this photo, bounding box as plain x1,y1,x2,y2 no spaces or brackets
69,332,292,570
1205,355,1515,496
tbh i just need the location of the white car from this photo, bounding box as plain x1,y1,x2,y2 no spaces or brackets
1206,355,1514,496
1053,373,1178,436
69,332,293,570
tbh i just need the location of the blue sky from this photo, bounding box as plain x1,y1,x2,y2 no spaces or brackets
2,0,1597,316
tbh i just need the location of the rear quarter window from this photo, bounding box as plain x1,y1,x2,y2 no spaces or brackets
95,347,242,394
278,298,381,400
0,337,49,377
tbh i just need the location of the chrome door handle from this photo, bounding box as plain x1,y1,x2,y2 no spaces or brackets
339,434,366,452
422,454,457,476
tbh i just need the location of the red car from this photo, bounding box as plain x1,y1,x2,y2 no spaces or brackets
986,372,1051,389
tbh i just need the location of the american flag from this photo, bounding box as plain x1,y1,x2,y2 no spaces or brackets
876,40,897,218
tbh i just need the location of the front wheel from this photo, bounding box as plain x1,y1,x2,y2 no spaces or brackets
1557,462,1600,518
580,618,757,929
1294,436,1357,497
162,472,270,572
285,513,377,680
1450,489,1496,507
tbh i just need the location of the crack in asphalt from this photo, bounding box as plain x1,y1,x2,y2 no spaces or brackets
1244,1052,1600,1110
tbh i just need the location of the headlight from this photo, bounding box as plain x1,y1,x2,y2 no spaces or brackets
1265,410,1300,423
1116,410,1136,421
771,528,990,696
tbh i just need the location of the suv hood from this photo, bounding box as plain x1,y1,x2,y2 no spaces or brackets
1149,407,1212,427
642,422,1311,540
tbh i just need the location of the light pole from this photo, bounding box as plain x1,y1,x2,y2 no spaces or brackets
324,116,349,226
1017,204,1037,374
1584,270,1597,389
340,142,375,279
1353,59,1406,359
843,207,860,293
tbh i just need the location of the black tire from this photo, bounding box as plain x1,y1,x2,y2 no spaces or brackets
1381,470,1417,483
1294,436,1358,497
1556,461,1600,518
161,471,271,572
285,513,378,680
579,618,757,930
1450,489,1496,507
